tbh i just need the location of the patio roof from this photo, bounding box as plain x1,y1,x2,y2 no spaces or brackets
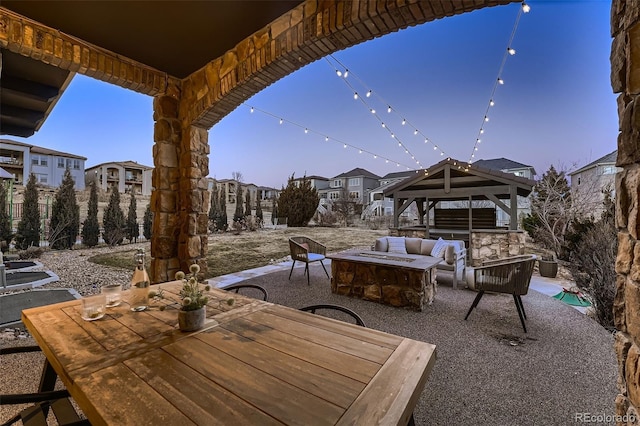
384,158,535,201
0,0,303,137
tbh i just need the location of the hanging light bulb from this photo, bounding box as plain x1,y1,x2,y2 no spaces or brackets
250,106,254,113
325,136,329,141
396,163,400,167
359,149,362,154
508,47,516,55
366,90,372,97
398,142,401,147
374,155,377,159
471,153,475,158
474,147,478,151
489,100,495,106
484,116,489,122
391,133,395,139
387,106,392,113
344,69,349,78
476,139,481,143
440,152,444,156
353,92,358,100
402,119,406,126
370,108,376,114
279,118,283,125
343,144,347,148
336,70,342,77
433,146,437,150
480,129,485,134
522,2,531,13
497,78,504,85
414,130,418,135
304,128,308,134
385,159,389,163
381,123,386,128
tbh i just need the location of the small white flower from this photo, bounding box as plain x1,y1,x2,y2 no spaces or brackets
189,264,200,274
182,297,192,306
175,271,186,281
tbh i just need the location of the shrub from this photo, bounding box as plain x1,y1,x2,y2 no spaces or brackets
143,203,153,240
317,211,338,227
0,181,13,251
103,188,125,246
18,246,44,259
126,192,139,243
278,174,319,227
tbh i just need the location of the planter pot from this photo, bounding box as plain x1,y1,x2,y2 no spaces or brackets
538,259,558,278
178,306,206,332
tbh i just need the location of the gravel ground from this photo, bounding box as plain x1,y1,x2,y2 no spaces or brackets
0,247,619,425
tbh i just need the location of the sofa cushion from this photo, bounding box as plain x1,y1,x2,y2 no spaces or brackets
430,237,448,259
420,239,436,255
444,244,455,264
387,237,407,254
374,237,388,252
405,238,422,254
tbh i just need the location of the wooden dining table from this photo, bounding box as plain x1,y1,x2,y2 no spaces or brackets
21,280,437,425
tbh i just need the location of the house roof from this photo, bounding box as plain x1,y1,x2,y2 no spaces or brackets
569,150,618,175
0,138,86,160
380,170,418,180
383,158,535,200
86,160,152,170
334,168,381,180
473,158,535,174
292,175,328,181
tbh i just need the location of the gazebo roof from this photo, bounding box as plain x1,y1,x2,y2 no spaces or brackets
383,158,535,201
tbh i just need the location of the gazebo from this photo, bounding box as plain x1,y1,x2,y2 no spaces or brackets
383,158,535,265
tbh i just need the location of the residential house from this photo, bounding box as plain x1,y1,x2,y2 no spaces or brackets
327,168,380,215
364,170,416,218
0,139,86,189
569,150,619,217
291,175,329,198
85,161,152,195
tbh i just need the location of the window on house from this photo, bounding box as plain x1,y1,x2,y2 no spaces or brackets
73,159,80,170
66,159,72,169
36,174,47,184
602,166,616,175
513,171,524,177
333,180,342,187
58,158,64,168
349,191,360,199
329,192,340,200
578,177,581,185
348,178,360,186
31,156,39,166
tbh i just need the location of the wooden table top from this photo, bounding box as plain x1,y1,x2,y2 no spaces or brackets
21,280,436,426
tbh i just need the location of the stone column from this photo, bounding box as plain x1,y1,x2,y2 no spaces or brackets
612,1,640,423
151,84,210,282
150,85,182,283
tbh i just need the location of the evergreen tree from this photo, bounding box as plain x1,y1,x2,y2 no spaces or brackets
218,190,228,231
126,191,139,243
103,187,125,245
15,173,40,249
271,198,278,225
209,183,219,231
81,180,100,247
244,188,252,217
234,187,244,224
143,203,153,240
255,194,263,224
0,181,12,251
50,169,80,249
277,174,319,227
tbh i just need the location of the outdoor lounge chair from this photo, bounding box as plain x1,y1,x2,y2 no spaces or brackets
299,304,366,327
0,346,90,426
464,254,537,333
288,236,329,285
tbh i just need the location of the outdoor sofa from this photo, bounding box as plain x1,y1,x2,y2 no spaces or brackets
374,236,467,289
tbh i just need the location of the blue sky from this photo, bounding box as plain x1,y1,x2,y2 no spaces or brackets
14,0,616,189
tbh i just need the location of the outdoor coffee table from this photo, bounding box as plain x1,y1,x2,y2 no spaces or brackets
327,251,442,311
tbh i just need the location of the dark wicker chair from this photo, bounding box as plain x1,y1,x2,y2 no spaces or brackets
299,304,366,327
464,254,537,333
0,346,90,426
221,283,268,301
288,236,329,285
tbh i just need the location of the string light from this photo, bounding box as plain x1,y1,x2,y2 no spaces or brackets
387,106,392,113
508,47,516,55
353,92,358,100
522,2,531,13
366,90,372,98
245,104,414,169
497,78,504,85
250,107,254,113
489,100,495,106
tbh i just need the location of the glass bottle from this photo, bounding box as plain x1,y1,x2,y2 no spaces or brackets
129,248,150,311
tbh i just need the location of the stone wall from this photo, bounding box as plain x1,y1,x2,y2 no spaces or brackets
612,1,640,423
469,230,526,267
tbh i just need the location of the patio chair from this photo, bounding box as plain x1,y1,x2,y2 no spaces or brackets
464,254,537,333
222,283,268,301
0,346,90,426
288,236,330,285
299,304,366,327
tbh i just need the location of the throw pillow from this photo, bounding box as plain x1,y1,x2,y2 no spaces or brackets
430,237,448,259
387,237,407,254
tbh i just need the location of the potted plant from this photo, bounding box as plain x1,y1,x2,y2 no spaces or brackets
538,253,558,278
